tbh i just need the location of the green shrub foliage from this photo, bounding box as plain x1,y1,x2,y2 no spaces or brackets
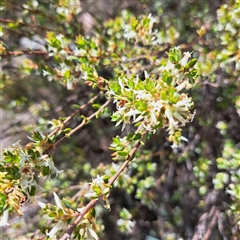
1,0,239,239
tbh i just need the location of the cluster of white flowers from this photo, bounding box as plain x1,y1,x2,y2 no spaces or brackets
108,48,196,144
2,139,63,200
124,14,159,44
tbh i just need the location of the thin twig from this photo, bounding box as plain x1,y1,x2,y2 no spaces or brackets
179,25,209,50
43,100,111,154
48,92,102,137
59,130,147,240
0,50,49,57
203,207,220,240
0,18,52,31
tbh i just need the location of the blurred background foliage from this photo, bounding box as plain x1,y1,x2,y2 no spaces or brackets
1,0,239,239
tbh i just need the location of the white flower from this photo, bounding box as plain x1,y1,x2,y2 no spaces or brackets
124,109,141,122
176,82,187,92
53,192,64,210
148,14,158,26
52,165,63,176
143,70,149,79
172,112,186,126
36,155,63,176
84,191,98,198
133,114,144,123
46,221,64,239
118,77,128,92
19,169,36,192
148,101,163,127
42,70,50,76
165,108,178,132
38,201,46,209
180,52,191,66
19,150,31,167
181,136,189,142
174,95,192,109
134,90,151,100
117,219,135,233
124,25,137,40
164,61,175,71
0,209,10,227
92,175,105,190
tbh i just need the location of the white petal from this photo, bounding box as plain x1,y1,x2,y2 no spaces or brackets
47,221,64,239
53,192,63,209
38,201,46,209
0,209,10,227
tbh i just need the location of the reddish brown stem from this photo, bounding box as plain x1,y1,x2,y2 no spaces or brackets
48,92,101,138
0,50,49,57
0,18,52,31
43,100,111,154
59,131,147,240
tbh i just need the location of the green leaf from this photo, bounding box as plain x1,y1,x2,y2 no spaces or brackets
168,48,181,63
14,171,21,180
63,128,72,134
42,166,51,176
135,100,147,111
184,58,197,70
109,81,121,95
29,186,36,196
118,151,128,156
132,133,142,140
92,185,102,195
162,70,173,85
91,208,96,217
32,131,43,141
92,104,100,109
62,198,77,211
73,104,81,109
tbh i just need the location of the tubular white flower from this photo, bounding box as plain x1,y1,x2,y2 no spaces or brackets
180,52,191,66
132,114,144,123
37,156,62,178
181,136,189,142
124,109,141,121
150,110,158,127
176,82,187,92
0,209,10,227
38,201,46,209
53,192,64,210
172,112,187,126
175,95,192,109
19,150,32,168
143,70,149,79
121,121,127,131
46,221,64,239
48,161,64,176
148,14,158,26
84,191,98,198
165,108,178,131
148,101,163,127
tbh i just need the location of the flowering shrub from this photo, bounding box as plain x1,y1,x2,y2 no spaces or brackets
1,0,239,239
